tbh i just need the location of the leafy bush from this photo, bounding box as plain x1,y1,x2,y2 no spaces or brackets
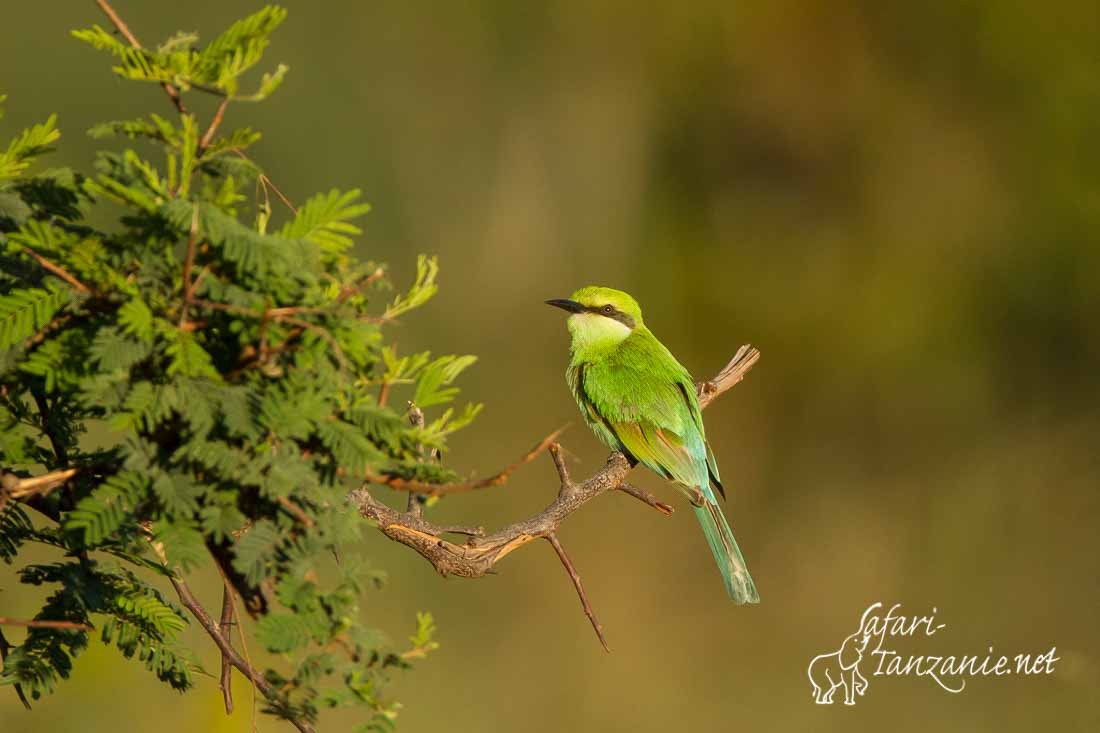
0,5,480,730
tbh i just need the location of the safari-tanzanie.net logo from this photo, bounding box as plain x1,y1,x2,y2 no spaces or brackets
807,602,1059,705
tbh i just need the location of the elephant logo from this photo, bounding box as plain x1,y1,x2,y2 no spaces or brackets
807,606,877,705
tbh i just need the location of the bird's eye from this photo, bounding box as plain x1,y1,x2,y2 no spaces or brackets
602,304,614,315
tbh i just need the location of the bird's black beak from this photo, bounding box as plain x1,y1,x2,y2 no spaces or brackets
545,298,585,314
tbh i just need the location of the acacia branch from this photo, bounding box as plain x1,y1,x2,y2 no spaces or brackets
143,536,312,733
17,247,92,294
199,97,230,154
218,588,235,715
546,533,608,652
350,346,760,647
165,573,312,733
179,202,200,326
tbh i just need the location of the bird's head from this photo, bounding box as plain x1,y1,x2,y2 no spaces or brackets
545,286,643,351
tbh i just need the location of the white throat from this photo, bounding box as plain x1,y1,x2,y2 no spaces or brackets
567,312,632,353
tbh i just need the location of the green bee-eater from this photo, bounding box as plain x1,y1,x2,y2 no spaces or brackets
546,286,759,604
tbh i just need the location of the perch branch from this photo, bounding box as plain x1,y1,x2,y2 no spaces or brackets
350,346,760,647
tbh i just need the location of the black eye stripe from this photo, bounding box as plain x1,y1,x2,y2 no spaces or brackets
583,304,635,329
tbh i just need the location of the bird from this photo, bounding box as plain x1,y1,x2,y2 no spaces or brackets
546,286,759,604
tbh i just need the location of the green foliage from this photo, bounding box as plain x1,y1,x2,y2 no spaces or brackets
281,188,372,254
0,283,71,350
1,5,473,729
3,563,195,698
0,110,60,182
71,6,288,101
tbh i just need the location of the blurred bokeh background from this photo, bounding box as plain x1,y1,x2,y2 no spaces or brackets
2,0,1099,730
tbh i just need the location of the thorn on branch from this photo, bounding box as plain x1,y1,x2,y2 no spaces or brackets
545,533,609,653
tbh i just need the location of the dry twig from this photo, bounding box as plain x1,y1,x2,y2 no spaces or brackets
1,467,80,500
363,427,567,496
0,617,93,631
144,536,311,733
218,588,235,715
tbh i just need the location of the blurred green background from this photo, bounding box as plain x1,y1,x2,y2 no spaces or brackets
2,1,1099,731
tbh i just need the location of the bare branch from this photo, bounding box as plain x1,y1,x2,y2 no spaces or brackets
199,97,230,154
16,246,92,294
179,203,200,326
617,482,674,516
277,495,315,527
218,588,235,715
697,344,759,409
168,572,312,732
0,617,93,631
143,536,310,733
549,442,573,493
215,566,259,729
363,427,566,496
546,533,608,652
1,467,80,499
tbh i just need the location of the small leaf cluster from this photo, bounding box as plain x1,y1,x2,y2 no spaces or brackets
1,6,469,730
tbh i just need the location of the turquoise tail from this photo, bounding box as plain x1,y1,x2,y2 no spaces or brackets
692,497,760,604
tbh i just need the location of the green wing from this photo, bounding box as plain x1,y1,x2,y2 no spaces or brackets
568,331,714,494
567,330,755,602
